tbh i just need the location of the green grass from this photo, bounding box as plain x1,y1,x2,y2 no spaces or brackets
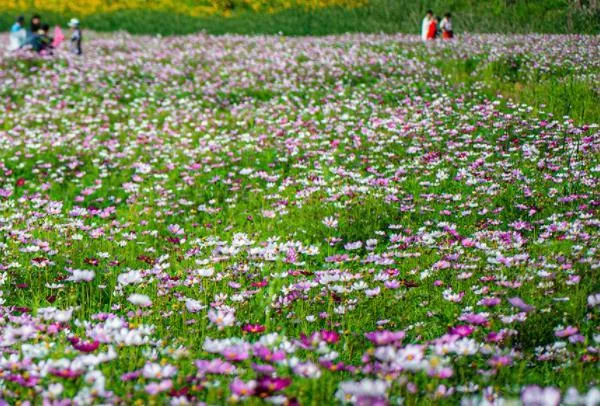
435,57,600,124
1,0,599,35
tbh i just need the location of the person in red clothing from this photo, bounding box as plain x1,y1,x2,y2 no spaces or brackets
426,16,438,40
441,13,453,40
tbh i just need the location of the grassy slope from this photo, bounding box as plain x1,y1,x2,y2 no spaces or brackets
1,0,599,35
435,57,600,125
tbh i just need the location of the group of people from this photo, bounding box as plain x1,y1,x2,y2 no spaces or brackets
8,14,82,55
421,10,453,41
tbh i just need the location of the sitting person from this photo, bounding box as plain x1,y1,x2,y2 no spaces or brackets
29,14,41,38
8,15,27,51
30,24,53,53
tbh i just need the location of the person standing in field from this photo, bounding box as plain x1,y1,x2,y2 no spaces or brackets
426,15,439,40
440,13,453,40
8,15,27,51
421,10,433,41
68,18,82,55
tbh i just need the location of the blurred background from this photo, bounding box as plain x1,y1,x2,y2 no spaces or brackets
1,0,599,35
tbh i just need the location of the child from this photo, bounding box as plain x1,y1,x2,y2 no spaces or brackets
440,13,453,40
426,16,439,40
421,10,433,41
68,18,82,55
8,15,26,51
33,24,53,53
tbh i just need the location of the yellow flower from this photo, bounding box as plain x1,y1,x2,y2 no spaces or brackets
5,0,366,17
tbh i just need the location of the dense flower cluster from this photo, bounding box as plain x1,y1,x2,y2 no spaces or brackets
1,0,365,17
0,33,598,404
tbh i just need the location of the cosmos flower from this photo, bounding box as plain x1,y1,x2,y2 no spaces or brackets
448,325,474,337
66,269,95,282
230,377,256,397
145,379,173,395
507,297,535,312
255,376,292,397
364,330,406,346
521,386,561,406
127,294,153,307
0,31,597,405
242,324,266,333
555,326,578,338
208,309,235,329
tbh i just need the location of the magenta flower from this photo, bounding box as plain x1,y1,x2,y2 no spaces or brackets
255,376,292,397
50,368,82,379
242,323,266,333
72,339,100,353
121,370,142,381
320,330,340,344
448,325,474,337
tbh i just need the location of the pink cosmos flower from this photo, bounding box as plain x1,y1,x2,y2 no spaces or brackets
221,345,250,362
230,378,256,397
364,330,406,346
195,359,236,375
507,297,535,312
253,345,286,362
167,224,185,235
555,326,578,338
145,379,173,395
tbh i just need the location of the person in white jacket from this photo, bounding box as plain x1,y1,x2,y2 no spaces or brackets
8,15,27,51
421,10,433,41
440,13,454,40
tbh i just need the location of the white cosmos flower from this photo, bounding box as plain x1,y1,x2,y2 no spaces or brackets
67,269,95,282
127,294,152,307
185,299,205,313
118,270,144,285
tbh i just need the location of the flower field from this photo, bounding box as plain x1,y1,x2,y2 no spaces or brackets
0,33,599,405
